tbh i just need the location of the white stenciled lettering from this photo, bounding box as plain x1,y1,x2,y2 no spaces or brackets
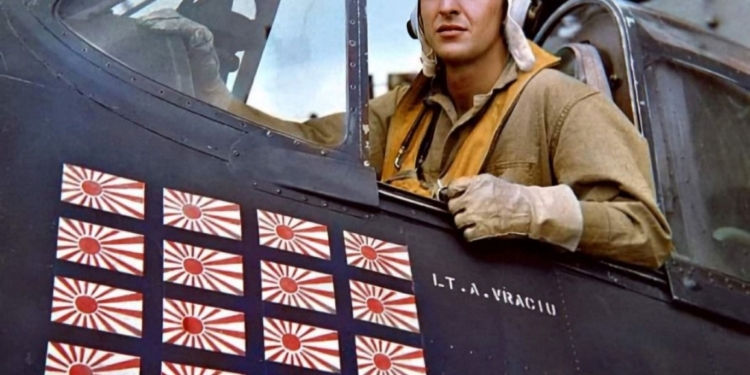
525,297,535,310
545,303,557,316
515,294,526,308
470,283,480,296
503,290,513,304
492,288,503,301
432,273,445,287
445,276,456,290
430,273,557,318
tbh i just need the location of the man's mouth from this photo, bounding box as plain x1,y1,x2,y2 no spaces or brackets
437,24,467,36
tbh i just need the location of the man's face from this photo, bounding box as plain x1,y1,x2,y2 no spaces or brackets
421,0,505,65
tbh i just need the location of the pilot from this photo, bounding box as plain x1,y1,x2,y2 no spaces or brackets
139,0,672,269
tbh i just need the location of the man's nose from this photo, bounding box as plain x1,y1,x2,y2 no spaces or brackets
437,0,461,17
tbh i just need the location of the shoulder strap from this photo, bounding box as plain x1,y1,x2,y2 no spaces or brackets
440,42,560,186
381,74,434,181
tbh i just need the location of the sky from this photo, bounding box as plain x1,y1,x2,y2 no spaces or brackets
246,0,421,121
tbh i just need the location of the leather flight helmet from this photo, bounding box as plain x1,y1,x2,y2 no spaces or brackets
405,0,541,73
406,0,542,39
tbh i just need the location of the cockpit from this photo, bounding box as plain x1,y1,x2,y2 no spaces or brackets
56,0,749,283
56,0,642,148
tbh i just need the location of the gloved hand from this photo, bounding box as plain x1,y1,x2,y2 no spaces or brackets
137,9,233,108
445,174,584,251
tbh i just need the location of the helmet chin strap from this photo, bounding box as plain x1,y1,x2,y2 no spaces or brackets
410,4,438,77
505,0,536,71
409,0,536,76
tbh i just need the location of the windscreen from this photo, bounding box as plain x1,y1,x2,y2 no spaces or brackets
59,0,348,146
650,61,750,281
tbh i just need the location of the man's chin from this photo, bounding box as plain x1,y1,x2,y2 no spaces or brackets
433,43,477,63
435,51,475,67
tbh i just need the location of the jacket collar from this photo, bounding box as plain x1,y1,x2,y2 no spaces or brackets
425,56,519,126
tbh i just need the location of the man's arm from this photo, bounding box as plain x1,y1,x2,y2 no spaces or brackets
551,92,673,268
446,72,672,269
228,85,407,153
228,100,345,146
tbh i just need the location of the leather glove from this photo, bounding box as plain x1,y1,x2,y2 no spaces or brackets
137,9,233,108
446,174,583,251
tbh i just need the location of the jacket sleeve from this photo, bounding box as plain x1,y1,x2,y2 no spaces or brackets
227,86,408,167
551,92,673,269
227,100,345,146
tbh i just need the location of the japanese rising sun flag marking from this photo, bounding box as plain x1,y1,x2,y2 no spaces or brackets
263,318,341,373
355,336,427,375
61,164,145,219
57,218,144,275
161,362,242,375
344,231,412,280
261,260,336,314
44,342,141,375
51,277,143,337
162,299,246,356
163,241,244,296
350,280,420,333
257,210,330,259
163,188,242,240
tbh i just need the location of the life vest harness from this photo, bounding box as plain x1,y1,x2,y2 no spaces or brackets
381,42,561,198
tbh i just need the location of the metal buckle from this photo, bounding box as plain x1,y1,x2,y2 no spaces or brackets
433,179,448,201
394,147,406,171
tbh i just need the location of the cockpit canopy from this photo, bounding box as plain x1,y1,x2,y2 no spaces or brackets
58,0,422,148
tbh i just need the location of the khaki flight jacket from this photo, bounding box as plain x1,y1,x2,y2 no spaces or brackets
228,42,673,269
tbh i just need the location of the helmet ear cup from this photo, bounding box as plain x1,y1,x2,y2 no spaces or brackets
407,19,418,39
407,4,420,40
